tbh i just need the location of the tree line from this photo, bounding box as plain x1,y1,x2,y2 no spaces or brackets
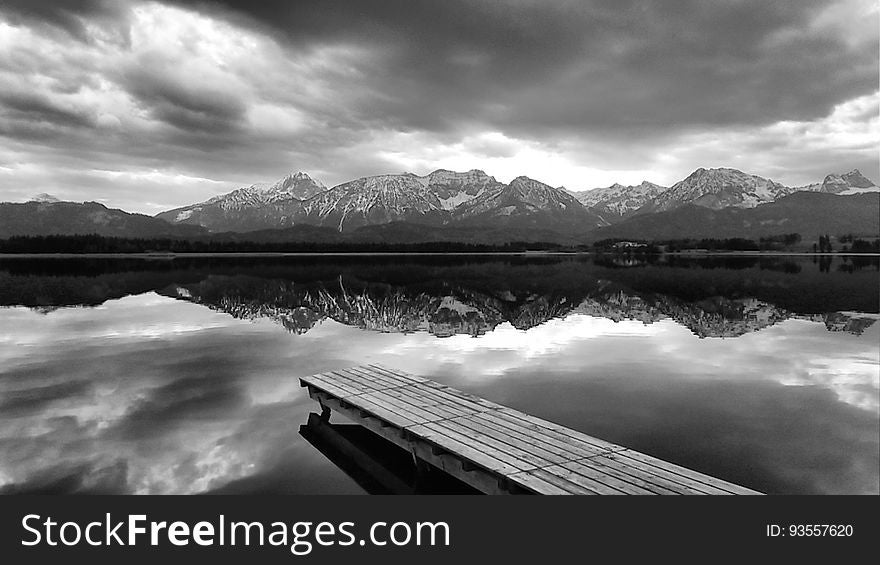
0,234,564,254
1,233,875,255
593,235,801,252
595,232,879,253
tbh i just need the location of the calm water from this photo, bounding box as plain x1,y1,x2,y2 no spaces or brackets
0,254,877,495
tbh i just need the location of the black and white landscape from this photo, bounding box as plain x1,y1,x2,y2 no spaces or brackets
0,1,878,497
1,166,878,246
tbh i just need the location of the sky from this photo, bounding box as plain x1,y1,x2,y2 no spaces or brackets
0,0,878,213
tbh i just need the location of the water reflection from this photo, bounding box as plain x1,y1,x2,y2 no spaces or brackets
159,273,880,340
0,255,877,495
297,413,478,495
1,255,878,339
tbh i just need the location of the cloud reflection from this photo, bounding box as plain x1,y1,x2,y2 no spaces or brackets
377,315,880,413
0,292,877,494
0,294,360,494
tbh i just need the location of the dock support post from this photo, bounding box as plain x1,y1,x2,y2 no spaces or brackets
412,452,432,489
319,402,332,422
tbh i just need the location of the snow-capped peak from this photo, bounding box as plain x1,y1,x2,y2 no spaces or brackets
819,169,878,194
262,171,327,201
198,171,327,210
424,168,495,186
572,180,667,217
654,167,789,210
422,168,501,210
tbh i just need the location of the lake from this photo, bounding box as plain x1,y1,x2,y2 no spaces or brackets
0,254,877,495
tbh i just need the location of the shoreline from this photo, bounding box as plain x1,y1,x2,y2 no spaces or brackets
0,251,878,259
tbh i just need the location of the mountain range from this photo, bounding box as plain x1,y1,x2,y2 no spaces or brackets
593,192,880,241
1,166,877,243
156,169,603,233
572,181,667,222
795,170,880,195
568,168,879,222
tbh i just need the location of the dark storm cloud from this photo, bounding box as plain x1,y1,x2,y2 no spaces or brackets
164,0,877,134
0,0,129,42
12,0,873,134
0,90,94,130
121,62,248,135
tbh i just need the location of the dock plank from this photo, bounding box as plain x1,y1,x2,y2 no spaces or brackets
368,390,460,423
469,412,595,461
332,368,396,391
420,420,542,471
366,364,432,384
339,395,419,429
381,388,466,420
503,471,579,495
444,416,574,466
344,366,413,390
356,391,441,425
474,411,618,461
559,458,675,495
406,423,525,475
514,468,614,495
612,451,759,495
426,419,552,470
493,407,625,453
302,373,363,398
300,366,761,495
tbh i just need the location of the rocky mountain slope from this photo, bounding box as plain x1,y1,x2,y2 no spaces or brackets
0,200,206,238
571,181,667,221
423,169,503,209
298,169,506,230
568,167,791,221
571,168,878,223
592,192,880,241
155,172,326,232
651,168,793,211
795,169,879,195
451,175,605,230
298,173,445,231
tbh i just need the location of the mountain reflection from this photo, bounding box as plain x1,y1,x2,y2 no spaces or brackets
1,254,877,340
160,274,877,339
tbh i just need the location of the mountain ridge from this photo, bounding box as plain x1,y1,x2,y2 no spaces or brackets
592,191,880,241
569,167,878,223
2,166,877,243
156,171,326,230
156,169,603,233
571,180,667,221
0,200,207,239
652,167,794,211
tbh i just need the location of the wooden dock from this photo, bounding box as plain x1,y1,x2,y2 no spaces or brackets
300,364,761,495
